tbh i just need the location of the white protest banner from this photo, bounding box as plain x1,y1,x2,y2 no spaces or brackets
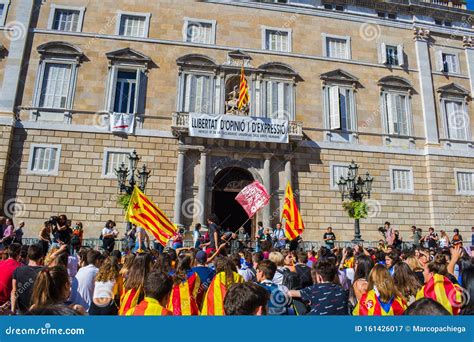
189,113,289,143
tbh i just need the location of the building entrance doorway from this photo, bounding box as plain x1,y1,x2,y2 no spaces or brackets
212,167,254,236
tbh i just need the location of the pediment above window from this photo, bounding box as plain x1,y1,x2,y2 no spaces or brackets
258,62,300,80
378,76,413,92
224,50,252,68
437,83,470,99
106,48,152,69
37,41,84,61
176,54,218,70
320,69,360,87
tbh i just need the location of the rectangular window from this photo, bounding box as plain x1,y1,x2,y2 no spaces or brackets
39,63,72,109
0,4,5,20
183,74,212,113
391,168,414,193
326,37,349,59
265,29,290,52
331,164,349,190
456,170,474,194
119,15,146,37
386,45,399,66
328,86,353,131
442,53,459,73
387,13,397,20
324,4,333,10
103,150,131,177
265,81,291,119
52,9,80,31
385,93,409,136
445,100,468,141
113,71,138,114
28,144,61,175
185,21,213,44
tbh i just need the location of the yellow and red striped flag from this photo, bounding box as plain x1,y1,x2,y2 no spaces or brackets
125,186,177,247
118,287,141,315
126,297,173,316
353,290,406,316
167,272,201,316
201,271,243,316
237,65,249,110
281,182,304,241
416,274,463,315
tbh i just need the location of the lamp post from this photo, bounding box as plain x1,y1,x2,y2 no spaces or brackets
115,150,151,237
336,160,374,243
115,150,151,195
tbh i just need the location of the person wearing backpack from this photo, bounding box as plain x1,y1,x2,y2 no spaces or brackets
256,259,291,315
269,251,301,290
295,251,313,288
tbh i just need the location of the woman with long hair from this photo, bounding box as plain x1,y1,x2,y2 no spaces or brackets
201,256,243,315
118,252,152,315
393,262,422,305
167,254,201,315
119,253,135,280
405,254,424,285
350,255,374,307
416,254,463,315
152,253,172,274
460,266,474,315
29,266,84,314
89,256,123,315
353,264,406,316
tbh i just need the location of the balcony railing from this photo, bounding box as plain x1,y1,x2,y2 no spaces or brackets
171,112,304,142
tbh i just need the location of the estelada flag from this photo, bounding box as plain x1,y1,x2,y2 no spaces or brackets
353,289,407,316
201,271,243,316
235,181,270,218
125,186,176,247
118,287,141,316
281,182,304,241
238,65,249,110
416,273,463,315
167,272,201,316
125,297,173,316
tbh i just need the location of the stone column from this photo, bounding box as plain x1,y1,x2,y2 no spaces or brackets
284,154,293,188
413,27,439,144
173,148,186,228
263,153,272,228
197,149,208,228
463,36,474,98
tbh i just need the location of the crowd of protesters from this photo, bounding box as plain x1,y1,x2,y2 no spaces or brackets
0,214,473,316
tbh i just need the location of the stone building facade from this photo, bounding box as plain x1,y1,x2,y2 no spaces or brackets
0,0,473,242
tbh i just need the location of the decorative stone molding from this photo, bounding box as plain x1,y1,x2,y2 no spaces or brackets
413,27,430,42
463,36,474,49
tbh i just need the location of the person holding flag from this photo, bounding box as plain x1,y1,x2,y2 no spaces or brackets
125,186,177,249
167,254,201,316
281,182,305,243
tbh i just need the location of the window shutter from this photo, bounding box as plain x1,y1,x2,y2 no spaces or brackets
329,86,341,130
380,43,387,64
386,94,396,134
436,51,444,72
184,74,192,112
106,66,119,113
397,44,405,67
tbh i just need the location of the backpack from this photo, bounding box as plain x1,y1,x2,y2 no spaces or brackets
70,234,81,246
277,268,302,290
295,264,313,289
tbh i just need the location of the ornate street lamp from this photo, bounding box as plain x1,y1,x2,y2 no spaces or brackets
115,150,151,195
336,161,374,242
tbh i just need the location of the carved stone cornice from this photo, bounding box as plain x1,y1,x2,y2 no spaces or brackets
413,27,430,42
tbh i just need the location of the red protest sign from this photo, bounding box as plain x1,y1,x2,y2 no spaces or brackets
235,181,270,218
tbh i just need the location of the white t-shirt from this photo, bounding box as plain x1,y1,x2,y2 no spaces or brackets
93,280,116,299
71,264,99,311
102,227,116,237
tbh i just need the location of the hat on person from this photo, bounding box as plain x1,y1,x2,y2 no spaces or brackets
196,250,207,264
